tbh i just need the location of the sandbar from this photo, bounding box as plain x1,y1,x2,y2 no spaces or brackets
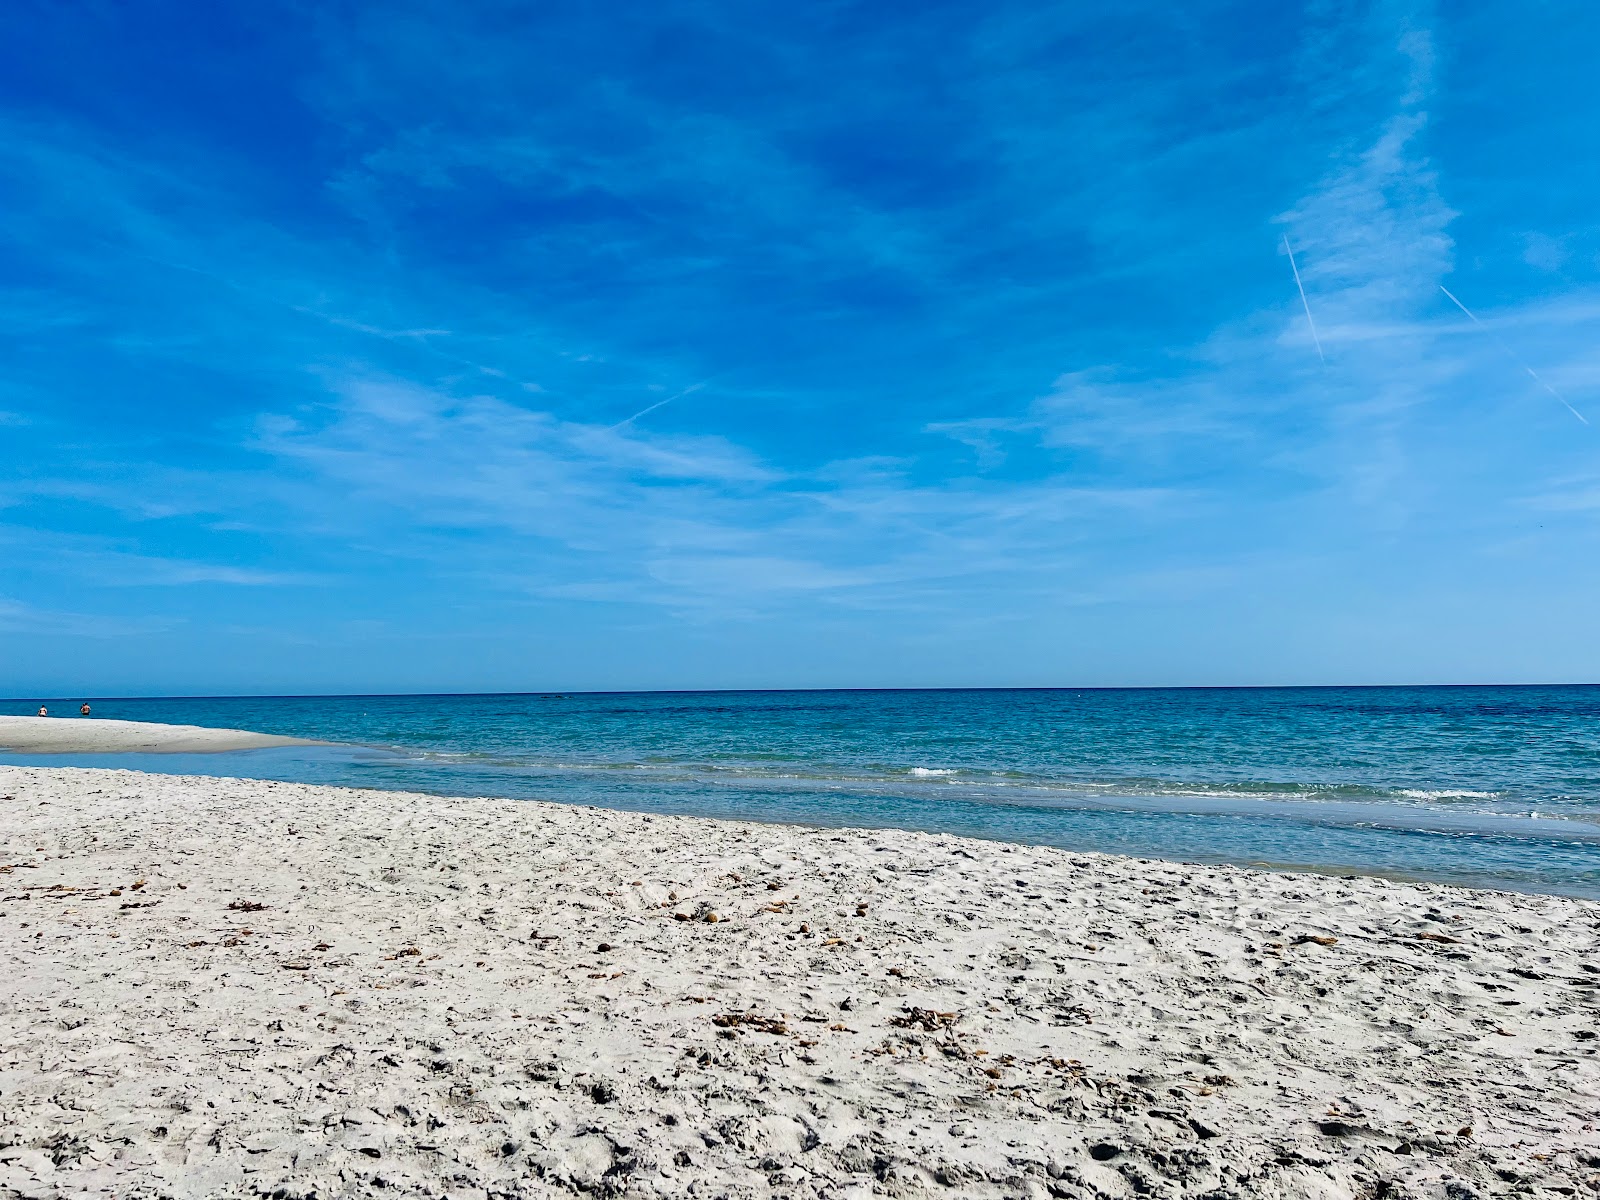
0,715,315,754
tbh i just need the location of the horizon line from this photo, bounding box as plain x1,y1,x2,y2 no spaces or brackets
6,681,1600,703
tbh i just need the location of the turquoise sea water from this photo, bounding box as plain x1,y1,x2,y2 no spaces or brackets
3,687,1598,898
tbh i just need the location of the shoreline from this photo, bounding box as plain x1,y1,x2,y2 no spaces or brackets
3,765,1596,1198
2,743,1593,901
2,714,1593,902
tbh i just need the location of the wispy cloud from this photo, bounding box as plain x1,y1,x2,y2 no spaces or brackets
0,598,175,639
1524,476,1600,514
0,527,318,588
237,372,1191,612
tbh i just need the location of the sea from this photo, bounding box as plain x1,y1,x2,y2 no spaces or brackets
3,686,1598,899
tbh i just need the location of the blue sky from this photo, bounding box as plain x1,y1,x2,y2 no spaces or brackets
3,0,1598,695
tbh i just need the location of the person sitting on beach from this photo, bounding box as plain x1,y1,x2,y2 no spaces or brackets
37,706,48,717
80,703,91,716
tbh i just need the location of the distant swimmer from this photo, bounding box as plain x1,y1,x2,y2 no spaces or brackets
80,703,91,716
37,706,48,717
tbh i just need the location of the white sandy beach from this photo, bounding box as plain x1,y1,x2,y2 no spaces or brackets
2,762,1597,1200
0,715,314,754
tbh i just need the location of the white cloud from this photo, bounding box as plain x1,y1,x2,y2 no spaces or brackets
238,372,1193,612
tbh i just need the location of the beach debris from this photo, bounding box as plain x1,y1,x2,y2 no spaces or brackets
283,962,311,971
673,912,692,922
713,1012,789,1035
766,881,783,891
597,943,613,952
227,900,268,913
1413,932,1460,944
131,879,147,890
313,942,332,951
39,1132,92,1168
890,1007,959,1032
703,912,721,923
384,946,422,960
1292,935,1338,947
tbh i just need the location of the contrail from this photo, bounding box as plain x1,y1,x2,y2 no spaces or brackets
1439,285,1588,425
609,382,706,431
1282,234,1325,363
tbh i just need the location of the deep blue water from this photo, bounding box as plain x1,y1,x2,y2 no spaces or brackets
4,687,1598,898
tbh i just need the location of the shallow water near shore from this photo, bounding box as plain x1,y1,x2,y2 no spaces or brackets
4,686,1598,897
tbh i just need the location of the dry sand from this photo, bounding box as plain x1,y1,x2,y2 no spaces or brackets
0,716,314,755
1,764,1596,1200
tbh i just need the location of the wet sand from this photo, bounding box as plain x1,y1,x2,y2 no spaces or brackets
2,764,1596,1199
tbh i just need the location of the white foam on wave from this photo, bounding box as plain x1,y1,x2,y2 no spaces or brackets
908,767,958,777
1396,789,1500,801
